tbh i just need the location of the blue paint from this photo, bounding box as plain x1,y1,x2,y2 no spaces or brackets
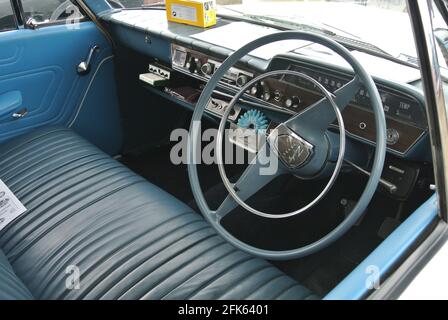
325,193,439,300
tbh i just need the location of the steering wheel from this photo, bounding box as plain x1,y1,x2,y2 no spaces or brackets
188,31,387,260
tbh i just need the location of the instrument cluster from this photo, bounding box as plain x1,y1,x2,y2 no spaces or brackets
283,64,426,129
171,44,427,156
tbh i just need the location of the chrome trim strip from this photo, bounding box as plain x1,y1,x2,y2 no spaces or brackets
408,0,447,220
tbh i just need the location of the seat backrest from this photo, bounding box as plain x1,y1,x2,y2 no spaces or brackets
0,250,33,300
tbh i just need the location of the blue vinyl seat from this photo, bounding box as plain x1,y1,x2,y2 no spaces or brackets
0,127,316,300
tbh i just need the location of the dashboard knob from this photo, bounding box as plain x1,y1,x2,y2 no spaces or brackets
236,74,249,87
193,58,201,73
250,82,263,98
201,62,213,75
187,57,201,73
250,86,258,95
386,128,400,145
186,59,195,73
263,91,272,102
274,90,282,102
285,96,301,109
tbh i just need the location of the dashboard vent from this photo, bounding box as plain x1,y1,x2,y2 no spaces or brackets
332,35,387,55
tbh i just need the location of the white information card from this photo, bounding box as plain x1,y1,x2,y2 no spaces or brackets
0,179,27,232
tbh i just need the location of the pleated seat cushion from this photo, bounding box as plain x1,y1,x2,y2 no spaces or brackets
0,126,317,300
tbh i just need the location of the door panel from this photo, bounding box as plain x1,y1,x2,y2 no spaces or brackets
0,21,122,154
0,91,22,120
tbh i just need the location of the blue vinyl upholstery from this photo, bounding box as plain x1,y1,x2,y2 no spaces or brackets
0,126,316,300
0,22,122,155
0,250,33,300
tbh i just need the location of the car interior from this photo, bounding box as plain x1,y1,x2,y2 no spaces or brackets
0,0,442,300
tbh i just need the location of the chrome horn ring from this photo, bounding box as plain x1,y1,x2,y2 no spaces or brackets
215,70,346,219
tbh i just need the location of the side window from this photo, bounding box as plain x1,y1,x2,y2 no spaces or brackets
0,0,17,32
433,1,448,69
20,0,85,25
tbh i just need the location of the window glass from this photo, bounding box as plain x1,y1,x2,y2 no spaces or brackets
20,0,84,24
114,1,420,67
433,1,448,70
0,0,17,32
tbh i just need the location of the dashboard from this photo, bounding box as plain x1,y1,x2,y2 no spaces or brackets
101,9,429,160
171,44,427,156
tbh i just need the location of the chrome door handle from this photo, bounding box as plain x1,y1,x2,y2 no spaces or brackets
25,17,41,29
12,108,28,120
77,45,100,75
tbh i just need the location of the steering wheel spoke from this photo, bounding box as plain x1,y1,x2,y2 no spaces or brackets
214,142,284,221
286,75,362,134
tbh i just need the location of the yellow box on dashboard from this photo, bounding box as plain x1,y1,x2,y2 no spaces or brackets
166,0,217,28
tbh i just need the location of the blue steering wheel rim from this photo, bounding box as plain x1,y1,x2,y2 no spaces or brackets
187,31,387,260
